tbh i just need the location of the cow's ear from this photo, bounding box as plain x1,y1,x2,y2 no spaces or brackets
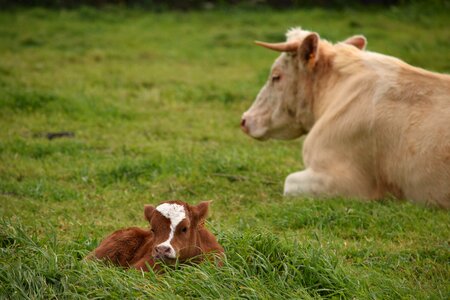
144,205,155,222
192,201,211,222
343,35,367,50
298,33,319,70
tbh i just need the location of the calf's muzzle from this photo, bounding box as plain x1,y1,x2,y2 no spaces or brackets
155,245,172,258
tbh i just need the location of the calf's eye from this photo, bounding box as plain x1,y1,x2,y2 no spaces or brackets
151,228,155,233
182,227,187,233
272,74,281,83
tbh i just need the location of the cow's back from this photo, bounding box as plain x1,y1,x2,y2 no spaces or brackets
91,227,151,266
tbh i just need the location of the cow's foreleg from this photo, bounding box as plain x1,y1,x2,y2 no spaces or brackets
284,169,334,196
132,256,159,272
283,168,372,198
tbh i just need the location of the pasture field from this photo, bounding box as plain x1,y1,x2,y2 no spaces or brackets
0,5,449,299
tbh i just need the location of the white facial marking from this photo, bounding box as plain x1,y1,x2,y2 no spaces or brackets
155,203,186,258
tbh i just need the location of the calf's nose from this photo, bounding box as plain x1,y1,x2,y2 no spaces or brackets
155,245,171,255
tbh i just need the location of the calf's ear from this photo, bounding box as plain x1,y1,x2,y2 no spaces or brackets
343,35,367,50
192,201,211,222
144,205,155,222
298,33,320,71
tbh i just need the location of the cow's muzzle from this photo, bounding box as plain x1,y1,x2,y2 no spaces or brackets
240,118,249,134
154,245,176,260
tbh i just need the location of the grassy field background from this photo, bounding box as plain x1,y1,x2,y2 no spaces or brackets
0,5,449,299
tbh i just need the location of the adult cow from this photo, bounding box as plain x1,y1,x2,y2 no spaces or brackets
241,28,450,208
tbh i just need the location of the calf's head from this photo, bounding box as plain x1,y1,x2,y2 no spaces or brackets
241,28,366,140
144,200,211,262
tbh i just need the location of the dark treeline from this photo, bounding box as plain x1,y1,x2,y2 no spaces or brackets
0,0,419,10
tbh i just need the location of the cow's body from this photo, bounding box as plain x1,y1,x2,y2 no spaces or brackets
241,28,450,208
88,201,224,271
89,227,156,270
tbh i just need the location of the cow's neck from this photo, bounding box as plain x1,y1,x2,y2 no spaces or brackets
309,71,338,125
309,49,374,123
297,47,338,128
180,227,204,261
311,71,349,121
192,227,215,257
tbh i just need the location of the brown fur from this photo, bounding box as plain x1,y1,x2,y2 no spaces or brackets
87,201,224,271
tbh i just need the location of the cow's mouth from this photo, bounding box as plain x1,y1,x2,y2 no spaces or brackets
247,131,270,141
252,135,269,141
153,254,176,263
241,125,269,141
240,115,270,141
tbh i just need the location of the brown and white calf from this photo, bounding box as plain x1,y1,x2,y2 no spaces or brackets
88,201,224,271
241,28,450,208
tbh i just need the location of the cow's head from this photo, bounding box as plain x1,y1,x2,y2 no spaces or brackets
240,28,366,140
144,200,211,262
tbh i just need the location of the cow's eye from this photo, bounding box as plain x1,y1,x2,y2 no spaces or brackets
181,227,188,233
151,228,155,233
272,74,281,82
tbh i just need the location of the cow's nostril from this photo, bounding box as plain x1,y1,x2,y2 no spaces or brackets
240,118,250,134
156,245,171,255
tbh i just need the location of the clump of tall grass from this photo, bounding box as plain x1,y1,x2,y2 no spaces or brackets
0,219,375,299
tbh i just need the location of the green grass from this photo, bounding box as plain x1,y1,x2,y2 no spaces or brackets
1,5,449,299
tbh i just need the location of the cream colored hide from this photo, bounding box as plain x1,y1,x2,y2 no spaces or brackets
241,28,450,208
